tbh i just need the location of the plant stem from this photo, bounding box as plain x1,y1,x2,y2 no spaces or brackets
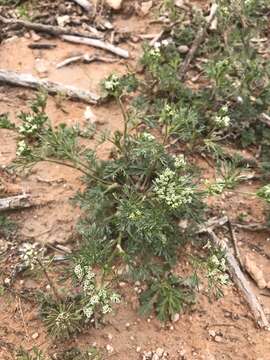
37,258,61,302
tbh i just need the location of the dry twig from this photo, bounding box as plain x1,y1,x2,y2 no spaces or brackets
0,194,31,212
56,53,117,68
179,3,218,80
0,15,103,39
0,69,100,104
198,219,270,329
62,34,129,58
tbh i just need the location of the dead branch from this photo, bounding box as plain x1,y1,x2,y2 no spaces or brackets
71,0,92,11
179,3,218,80
62,34,129,59
199,223,270,330
0,194,31,212
0,69,100,104
28,43,57,50
233,222,270,232
260,113,270,127
0,16,103,39
56,53,118,69
227,219,245,270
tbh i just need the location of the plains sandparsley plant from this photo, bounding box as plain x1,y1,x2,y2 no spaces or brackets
74,264,120,320
153,168,196,210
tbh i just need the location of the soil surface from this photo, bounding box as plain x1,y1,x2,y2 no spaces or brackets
0,1,270,359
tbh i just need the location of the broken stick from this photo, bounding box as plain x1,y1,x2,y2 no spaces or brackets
62,35,129,59
0,194,31,212
0,69,100,104
56,53,118,69
0,16,103,40
179,3,218,80
199,223,270,330
71,0,92,11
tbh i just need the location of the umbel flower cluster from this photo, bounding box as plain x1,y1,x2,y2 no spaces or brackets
74,265,120,320
153,168,195,210
18,242,44,270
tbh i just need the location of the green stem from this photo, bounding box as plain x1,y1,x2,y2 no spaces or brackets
39,157,110,186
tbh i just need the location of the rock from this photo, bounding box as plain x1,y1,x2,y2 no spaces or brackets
35,59,49,78
143,351,152,360
178,45,189,54
172,313,180,322
84,106,97,124
106,344,114,353
137,1,153,16
174,0,184,7
32,332,39,339
4,277,11,285
244,255,267,289
214,335,223,343
108,333,113,341
58,3,68,14
152,354,159,360
208,329,216,338
31,32,41,42
136,346,141,353
156,348,164,357
56,15,70,27
106,0,123,10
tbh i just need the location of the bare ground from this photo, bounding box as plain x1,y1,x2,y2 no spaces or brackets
0,1,270,359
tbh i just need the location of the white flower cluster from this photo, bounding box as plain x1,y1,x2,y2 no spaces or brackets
103,74,120,92
141,132,155,141
19,115,39,135
16,140,31,157
154,38,173,49
173,154,187,169
55,312,70,328
74,264,121,320
128,209,142,221
154,168,194,210
213,105,231,128
148,47,161,60
206,181,226,195
19,242,44,270
208,254,230,285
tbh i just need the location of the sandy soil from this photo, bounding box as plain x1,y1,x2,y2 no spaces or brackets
0,1,270,359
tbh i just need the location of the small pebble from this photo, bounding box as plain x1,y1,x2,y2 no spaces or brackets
32,332,39,340
106,344,114,353
172,313,180,322
214,335,223,343
156,348,164,357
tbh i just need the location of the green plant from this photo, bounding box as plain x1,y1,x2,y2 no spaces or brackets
74,264,120,321
16,347,48,360
0,113,15,129
192,248,230,299
140,274,196,321
57,347,103,360
40,298,82,339
0,215,17,239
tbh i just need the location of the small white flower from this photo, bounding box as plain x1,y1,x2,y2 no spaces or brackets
102,304,112,314
141,132,155,141
74,264,83,280
83,306,94,319
110,293,121,304
173,154,187,169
